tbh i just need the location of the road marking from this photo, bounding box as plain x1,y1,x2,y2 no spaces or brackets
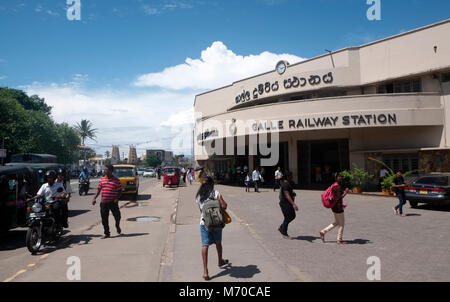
27,264,36,267
3,269,27,282
40,254,49,259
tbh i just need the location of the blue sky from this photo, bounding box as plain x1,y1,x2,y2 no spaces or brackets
0,0,449,156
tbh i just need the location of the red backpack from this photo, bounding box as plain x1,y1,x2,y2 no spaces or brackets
321,183,338,208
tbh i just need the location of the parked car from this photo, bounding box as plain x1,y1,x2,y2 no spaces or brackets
143,169,155,178
405,174,450,207
137,168,145,176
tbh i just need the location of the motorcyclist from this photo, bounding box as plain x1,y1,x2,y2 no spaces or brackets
31,170,67,227
56,168,71,228
79,167,90,183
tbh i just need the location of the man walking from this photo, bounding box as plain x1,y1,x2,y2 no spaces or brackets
252,167,262,193
392,171,408,217
92,165,123,239
278,172,298,239
274,167,283,192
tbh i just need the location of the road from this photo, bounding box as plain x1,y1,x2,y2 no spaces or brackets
0,176,161,282
2,180,450,282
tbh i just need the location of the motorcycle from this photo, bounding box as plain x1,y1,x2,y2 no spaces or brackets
25,188,66,255
78,177,89,195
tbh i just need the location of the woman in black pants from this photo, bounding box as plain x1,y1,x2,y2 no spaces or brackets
278,172,299,239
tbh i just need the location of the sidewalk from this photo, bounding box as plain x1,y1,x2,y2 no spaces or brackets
159,183,298,282
14,181,177,282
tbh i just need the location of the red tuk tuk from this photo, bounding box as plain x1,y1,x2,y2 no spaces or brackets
163,167,180,188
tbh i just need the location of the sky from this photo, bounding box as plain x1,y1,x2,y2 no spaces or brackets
0,0,449,158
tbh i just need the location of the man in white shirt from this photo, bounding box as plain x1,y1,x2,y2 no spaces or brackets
34,170,66,201
252,168,261,193
274,167,283,192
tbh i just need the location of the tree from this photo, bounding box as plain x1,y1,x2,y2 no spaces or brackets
74,119,98,145
0,87,52,115
0,88,80,164
145,155,162,168
105,150,110,159
74,119,98,165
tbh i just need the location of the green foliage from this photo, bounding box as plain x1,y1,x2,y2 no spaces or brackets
340,163,374,188
145,155,162,168
0,87,52,115
368,157,423,190
75,119,98,145
0,87,81,164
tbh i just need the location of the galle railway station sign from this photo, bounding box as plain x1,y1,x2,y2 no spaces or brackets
197,113,399,142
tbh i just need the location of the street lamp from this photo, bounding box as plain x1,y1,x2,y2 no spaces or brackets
325,49,335,69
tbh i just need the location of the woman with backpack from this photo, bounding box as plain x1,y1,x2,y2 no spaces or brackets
196,176,229,280
319,174,349,244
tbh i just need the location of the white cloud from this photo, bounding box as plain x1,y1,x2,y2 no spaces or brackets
35,5,43,12
142,5,160,15
0,75,8,80
47,9,60,16
18,42,305,156
135,41,305,90
21,79,195,156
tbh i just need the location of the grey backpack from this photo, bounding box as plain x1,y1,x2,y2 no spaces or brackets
202,191,225,232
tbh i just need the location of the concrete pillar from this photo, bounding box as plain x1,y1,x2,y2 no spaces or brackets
249,155,254,172
288,137,298,184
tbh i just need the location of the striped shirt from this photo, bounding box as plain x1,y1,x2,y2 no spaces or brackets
97,176,122,203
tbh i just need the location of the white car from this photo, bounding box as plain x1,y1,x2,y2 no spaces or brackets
143,169,156,178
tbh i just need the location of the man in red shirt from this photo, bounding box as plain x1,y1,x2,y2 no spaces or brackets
92,165,122,239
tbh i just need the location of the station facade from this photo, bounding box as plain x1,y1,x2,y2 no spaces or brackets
194,19,450,187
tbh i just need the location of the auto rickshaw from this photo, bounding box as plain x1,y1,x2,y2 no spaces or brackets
0,165,39,232
113,164,139,200
163,167,180,188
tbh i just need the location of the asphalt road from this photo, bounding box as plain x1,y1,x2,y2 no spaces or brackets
216,185,450,281
0,176,157,282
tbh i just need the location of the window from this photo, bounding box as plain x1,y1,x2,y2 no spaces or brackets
382,154,419,173
377,78,421,94
442,73,450,83
416,176,448,186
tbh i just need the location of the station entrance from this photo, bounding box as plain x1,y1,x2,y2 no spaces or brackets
297,139,349,188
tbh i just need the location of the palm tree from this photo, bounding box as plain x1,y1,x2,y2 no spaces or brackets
75,119,98,145
75,119,98,165
105,150,110,159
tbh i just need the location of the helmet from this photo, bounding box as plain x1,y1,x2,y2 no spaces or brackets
45,170,57,179
83,167,88,172
57,168,66,175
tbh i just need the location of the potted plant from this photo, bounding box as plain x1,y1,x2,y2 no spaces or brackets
350,163,373,193
340,164,373,194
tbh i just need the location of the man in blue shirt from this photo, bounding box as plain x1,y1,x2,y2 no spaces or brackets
79,167,90,182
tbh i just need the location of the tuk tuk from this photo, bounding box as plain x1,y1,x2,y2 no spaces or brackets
113,164,139,200
163,167,180,188
0,165,39,232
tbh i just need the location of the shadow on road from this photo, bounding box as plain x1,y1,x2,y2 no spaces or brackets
211,264,261,280
405,213,421,217
69,209,90,217
0,229,27,251
138,194,152,201
292,235,321,242
113,233,149,238
344,238,372,245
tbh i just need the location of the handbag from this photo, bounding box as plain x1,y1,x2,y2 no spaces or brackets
222,209,232,224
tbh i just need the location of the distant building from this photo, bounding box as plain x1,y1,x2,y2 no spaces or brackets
111,145,120,164
128,145,138,164
146,149,174,165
